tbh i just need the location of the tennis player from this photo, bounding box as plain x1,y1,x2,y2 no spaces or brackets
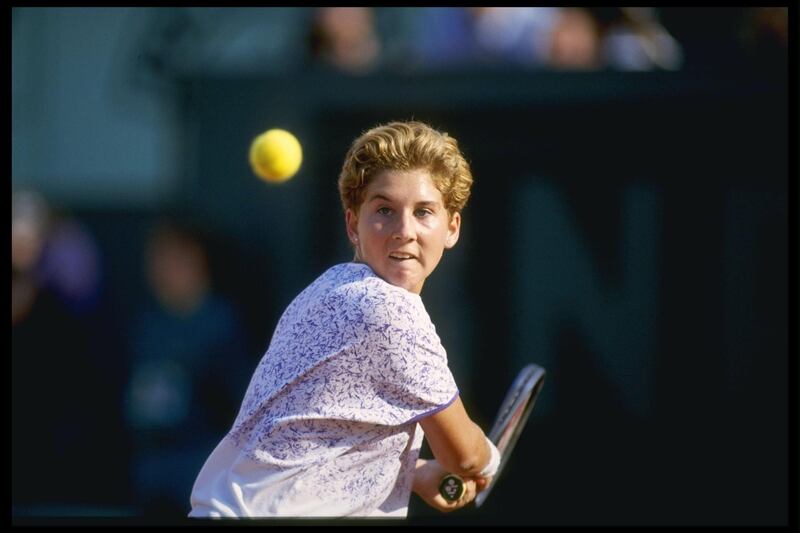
188,121,500,518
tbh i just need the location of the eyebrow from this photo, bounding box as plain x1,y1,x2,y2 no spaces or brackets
367,194,440,207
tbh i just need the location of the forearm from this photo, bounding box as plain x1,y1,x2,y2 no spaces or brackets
448,421,492,477
420,397,495,478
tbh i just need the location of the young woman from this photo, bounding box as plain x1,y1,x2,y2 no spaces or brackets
189,120,499,518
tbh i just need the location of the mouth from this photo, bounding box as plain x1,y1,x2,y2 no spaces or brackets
388,251,416,262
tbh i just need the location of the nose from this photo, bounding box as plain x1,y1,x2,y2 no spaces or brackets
392,210,416,241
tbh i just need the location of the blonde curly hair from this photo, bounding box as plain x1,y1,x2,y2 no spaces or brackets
338,121,473,218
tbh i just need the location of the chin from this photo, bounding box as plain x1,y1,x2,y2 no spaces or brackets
382,269,423,294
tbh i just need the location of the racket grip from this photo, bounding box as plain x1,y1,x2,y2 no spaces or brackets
439,473,465,501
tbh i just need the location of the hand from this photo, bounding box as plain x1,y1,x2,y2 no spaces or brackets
412,459,489,512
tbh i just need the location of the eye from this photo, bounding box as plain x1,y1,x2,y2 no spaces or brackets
377,207,392,216
415,208,432,218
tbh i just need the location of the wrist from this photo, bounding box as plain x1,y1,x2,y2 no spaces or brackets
478,437,500,478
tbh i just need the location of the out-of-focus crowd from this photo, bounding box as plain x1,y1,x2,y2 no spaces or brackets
309,7,685,73
137,7,787,77
12,191,250,515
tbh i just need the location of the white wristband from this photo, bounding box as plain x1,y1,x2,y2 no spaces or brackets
478,436,501,478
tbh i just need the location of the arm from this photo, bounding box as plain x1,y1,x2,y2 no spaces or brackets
419,395,491,478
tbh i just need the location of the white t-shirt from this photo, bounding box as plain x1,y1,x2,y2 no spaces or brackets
189,262,459,518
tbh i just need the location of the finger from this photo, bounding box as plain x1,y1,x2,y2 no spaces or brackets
476,476,492,491
460,479,477,506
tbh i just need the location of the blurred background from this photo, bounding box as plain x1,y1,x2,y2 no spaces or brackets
11,6,791,526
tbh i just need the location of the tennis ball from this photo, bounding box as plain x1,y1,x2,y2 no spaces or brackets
249,128,303,183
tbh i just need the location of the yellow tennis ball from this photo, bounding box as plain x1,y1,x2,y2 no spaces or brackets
249,129,303,183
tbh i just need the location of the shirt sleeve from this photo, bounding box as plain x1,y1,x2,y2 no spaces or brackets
357,284,459,425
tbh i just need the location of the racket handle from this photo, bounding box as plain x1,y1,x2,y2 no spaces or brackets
439,473,465,501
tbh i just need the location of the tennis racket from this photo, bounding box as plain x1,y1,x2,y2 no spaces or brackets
438,363,546,507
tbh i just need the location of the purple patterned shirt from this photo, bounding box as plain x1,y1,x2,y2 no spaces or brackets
189,262,459,517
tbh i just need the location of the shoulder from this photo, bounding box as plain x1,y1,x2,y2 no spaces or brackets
290,263,434,341
328,264,427,325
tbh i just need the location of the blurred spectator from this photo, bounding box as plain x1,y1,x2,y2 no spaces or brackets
408,7,682,71
740,7,788,75
307,7,382,74
408,7,481,67
12,190,50,326
469,7,561,66
595,8,683,71
124,219,250,516
548,7,683,71
37,213,103,315
12,190,117,513
408,7,554,67
12,191,104,323
547,7,604,70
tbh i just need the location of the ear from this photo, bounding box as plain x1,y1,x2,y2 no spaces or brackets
345,208,360,245
445,211,461,249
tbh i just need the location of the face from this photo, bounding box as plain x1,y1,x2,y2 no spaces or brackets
345,168,460,294
147,235,208,312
